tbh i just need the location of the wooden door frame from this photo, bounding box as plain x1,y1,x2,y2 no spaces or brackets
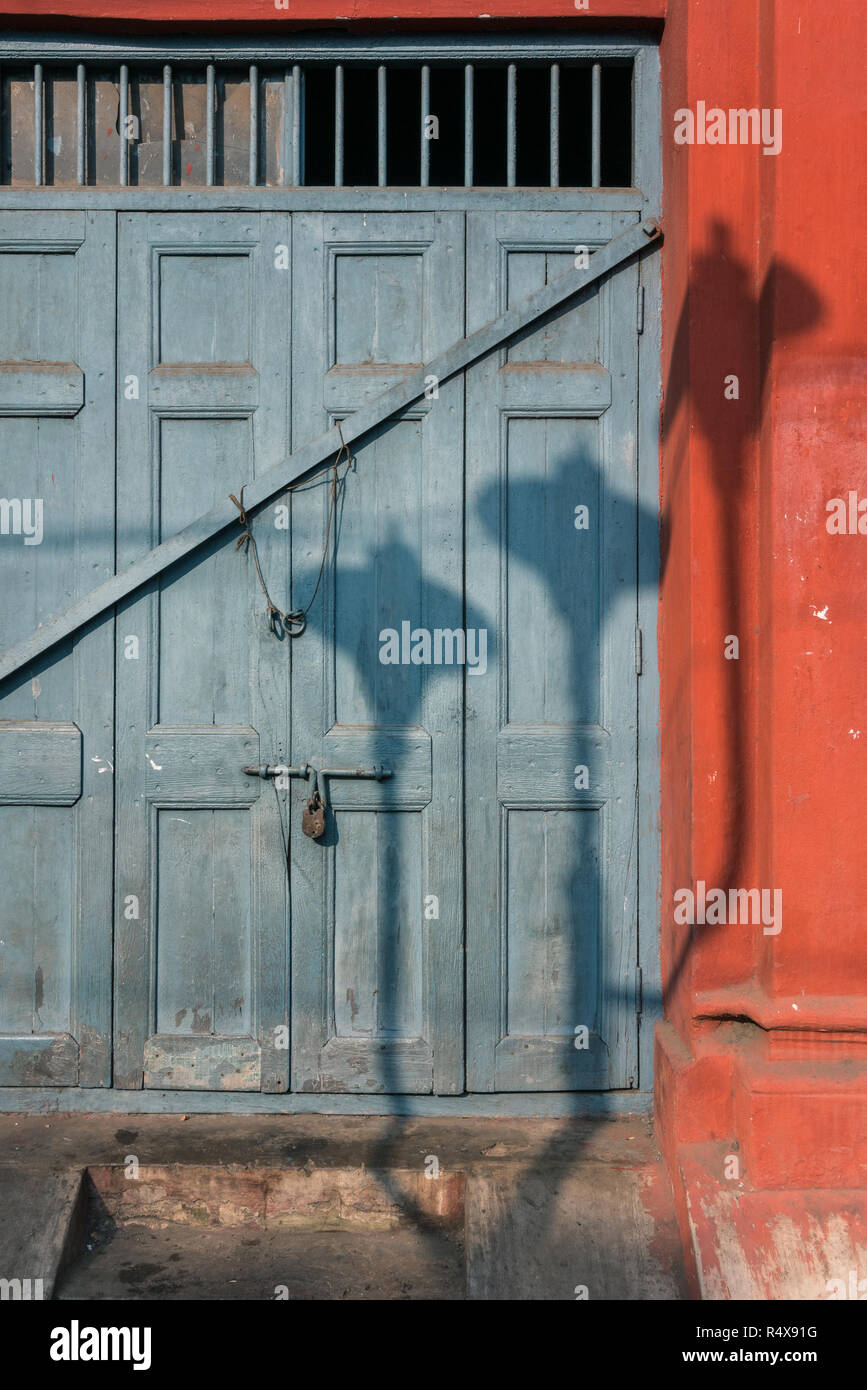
0,31,661,1114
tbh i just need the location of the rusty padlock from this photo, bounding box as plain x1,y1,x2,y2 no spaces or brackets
301,772,326,840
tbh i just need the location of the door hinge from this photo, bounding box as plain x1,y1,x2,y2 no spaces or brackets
635,625,643,676
636,966,644,1018
636,284,645,335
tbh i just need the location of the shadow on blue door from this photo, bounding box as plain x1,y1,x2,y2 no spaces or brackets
290,224,825,1288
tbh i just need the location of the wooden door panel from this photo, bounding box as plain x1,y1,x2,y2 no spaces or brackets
290,212,465,1095
466,211,641,1092
0,211,115,1087
114,211,291,1092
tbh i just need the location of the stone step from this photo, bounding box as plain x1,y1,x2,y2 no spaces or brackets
0,1113,688,1301
0,1165,85,1300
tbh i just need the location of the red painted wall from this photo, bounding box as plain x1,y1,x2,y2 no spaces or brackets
0,0,665,28
657,0,867,1206
5,0,865,1203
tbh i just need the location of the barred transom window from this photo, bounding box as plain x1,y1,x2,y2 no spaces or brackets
0,39,636,190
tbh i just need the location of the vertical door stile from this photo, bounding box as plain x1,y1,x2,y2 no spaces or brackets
252,209,293,1092
114,212,161,1089
285,211,323,1091
75,211,118,1086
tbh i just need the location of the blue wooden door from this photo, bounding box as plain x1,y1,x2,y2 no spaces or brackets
465,212,641,1091
0,211,115,1087
289,213,465,1094
112,209,468,1095
0,205,643,1098
114,212,292,1091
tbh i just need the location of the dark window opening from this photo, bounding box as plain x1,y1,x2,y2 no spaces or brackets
0,57,634,189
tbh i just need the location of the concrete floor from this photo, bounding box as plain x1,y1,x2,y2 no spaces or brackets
0,1112,690,1301
59,1224,466,1301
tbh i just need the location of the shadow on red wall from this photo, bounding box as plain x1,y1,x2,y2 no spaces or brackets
660,217,823,1012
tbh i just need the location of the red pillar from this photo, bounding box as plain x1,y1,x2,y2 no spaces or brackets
657,0,867,1259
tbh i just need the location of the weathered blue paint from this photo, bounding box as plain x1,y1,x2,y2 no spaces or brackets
0,722,82,805
0,1087,653,1117
0,217,659,688
465,210,643,1090
0,209,115,1088
0,35,661,1106
0,191,649,213
113,211,292,1091
634,40,663,1096
0,33,659,66
289,210,466,1094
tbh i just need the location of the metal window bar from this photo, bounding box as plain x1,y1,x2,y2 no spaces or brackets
33,63,43,185
249,64,258,187
119,63,128,186
506,62,517,189
420,64,431,188
464,63,473,187
0,55,631,190
334,63,344,186
76,63,85,185
205,63,215,186
162,64,171,186
377,64,387,187
291,63,303,186
591,61,602,188
549,63,560,189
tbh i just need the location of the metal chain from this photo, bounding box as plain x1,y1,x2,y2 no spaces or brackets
230,423,350,639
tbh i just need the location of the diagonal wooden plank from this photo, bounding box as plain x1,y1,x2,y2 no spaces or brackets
0,218,660,685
